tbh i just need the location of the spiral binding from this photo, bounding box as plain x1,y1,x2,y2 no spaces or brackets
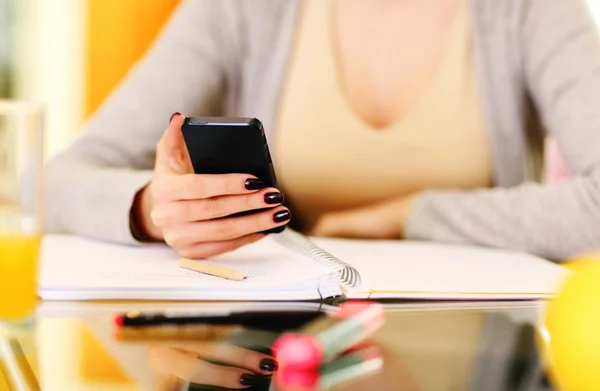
274,229,362,290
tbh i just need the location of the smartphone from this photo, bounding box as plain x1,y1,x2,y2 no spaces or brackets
180,117,286,234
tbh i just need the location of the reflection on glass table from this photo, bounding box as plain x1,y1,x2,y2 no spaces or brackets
0,302,560,391
0,324,39,391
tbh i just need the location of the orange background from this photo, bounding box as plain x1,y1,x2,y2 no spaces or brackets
85,0,182,117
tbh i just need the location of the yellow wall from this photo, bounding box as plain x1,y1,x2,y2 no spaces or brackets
85,0,181,117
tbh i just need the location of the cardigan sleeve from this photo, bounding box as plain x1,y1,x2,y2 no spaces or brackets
43,0,237,244
405,0,600,261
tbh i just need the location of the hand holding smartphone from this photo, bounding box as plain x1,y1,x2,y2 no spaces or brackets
179,116,289,234
135,115,290,260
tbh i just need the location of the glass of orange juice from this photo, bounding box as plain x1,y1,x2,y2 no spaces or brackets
0,101,44,321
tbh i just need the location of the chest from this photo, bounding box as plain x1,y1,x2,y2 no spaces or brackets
234,0,535,189
273,0,492,227
331,0,462,128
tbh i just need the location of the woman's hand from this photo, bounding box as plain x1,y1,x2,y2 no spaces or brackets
133,114,291,258
149,340,277,390
310,195,416,239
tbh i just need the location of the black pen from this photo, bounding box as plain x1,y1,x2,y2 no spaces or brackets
114,310,325,330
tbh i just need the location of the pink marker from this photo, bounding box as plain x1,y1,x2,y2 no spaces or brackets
273,301,384,370
275,343,383,390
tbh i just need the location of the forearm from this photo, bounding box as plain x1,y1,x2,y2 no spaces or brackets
405,174,600,261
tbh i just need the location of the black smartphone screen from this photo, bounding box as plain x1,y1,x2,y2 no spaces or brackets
180,117,277,187
180,117,284,234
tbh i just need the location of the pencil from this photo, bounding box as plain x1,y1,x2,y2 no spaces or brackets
178,257,246,281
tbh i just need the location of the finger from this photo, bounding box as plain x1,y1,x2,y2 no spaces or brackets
149,346,258,389
175,233,265,260
155,113,193,175
168,342,278,375
164,207,291,245
151,188,283,225
152,173,266,202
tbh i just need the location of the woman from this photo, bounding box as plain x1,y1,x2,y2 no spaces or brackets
45,0,600,261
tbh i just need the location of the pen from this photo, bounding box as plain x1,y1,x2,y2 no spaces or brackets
273,302,384,370
114,310,324,329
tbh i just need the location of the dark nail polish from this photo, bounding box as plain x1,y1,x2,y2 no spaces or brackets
240,374,258,386
264,192,284,205
245,178,266,190
260,358,278,372
273,210,291,223
169,112,181,123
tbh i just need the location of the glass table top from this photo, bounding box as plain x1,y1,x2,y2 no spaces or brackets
0,301,557,391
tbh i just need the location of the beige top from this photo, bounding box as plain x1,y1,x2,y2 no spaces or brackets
275,0,492,229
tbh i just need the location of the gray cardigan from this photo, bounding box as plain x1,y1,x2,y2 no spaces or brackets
45,0,600,260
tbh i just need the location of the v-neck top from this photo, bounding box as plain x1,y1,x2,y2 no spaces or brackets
274,0,492,229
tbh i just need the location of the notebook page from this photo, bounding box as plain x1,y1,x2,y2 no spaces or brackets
311,238,570,299
40,235,338,300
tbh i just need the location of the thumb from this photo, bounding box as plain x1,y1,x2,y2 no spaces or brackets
155,113,193,175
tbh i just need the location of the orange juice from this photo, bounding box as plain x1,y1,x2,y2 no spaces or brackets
0,235,41,320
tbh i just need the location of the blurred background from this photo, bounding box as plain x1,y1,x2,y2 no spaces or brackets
0,0,600,161
0,0,180,160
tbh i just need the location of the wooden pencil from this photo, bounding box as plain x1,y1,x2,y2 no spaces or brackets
178,258,246,281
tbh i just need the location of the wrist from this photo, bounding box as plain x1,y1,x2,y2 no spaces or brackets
130,184,162,242
395,194,418,239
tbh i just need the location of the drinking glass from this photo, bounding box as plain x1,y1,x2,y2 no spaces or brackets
0,100,44,320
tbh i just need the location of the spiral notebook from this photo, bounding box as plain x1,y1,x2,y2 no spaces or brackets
39,230,568,301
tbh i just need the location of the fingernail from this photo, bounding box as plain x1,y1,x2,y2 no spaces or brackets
169,112,181,124
245,178,266,190
264,192,284,205
240,374,258,386
260,358,278,372
273,210,291,223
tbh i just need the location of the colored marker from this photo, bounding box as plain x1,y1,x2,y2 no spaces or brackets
275,343,383,391
273,302,384,370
